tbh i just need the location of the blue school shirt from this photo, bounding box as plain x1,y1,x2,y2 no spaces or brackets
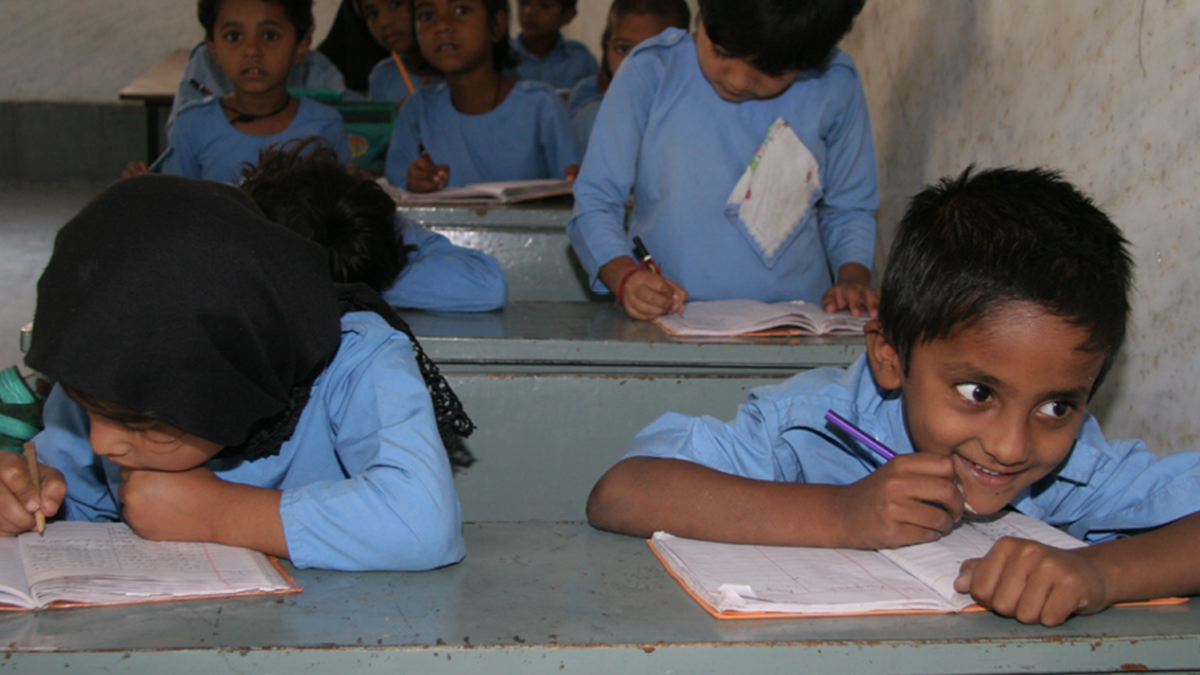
625,355,1200,544
389,218,507,311
32,311,465,572
567,29,879,303
167,43,350,135
384,80,578,188
567,76,604,157
512,34,599,90
367,55,443,101
163,96,351,184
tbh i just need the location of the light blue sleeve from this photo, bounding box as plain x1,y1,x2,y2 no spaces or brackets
540,90,580,177
161,112,201,179
279,329,465,571
566,52,659,290
385,94,423,186
813,61,879,274
385,222,507,311
30,386,121,524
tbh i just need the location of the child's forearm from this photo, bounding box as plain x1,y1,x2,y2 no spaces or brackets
1080,511,1200,606
210,483,288,558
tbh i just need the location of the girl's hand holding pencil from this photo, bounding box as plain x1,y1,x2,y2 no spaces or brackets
601,253,687,321
407,143,449,192
0,443,65,536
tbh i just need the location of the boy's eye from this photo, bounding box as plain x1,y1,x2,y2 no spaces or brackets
1038,400,1074,419
222,30,242,42
955,383,992,404
263,30,281,41
613,45,630,55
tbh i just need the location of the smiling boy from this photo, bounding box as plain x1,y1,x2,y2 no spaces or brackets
588,167,1200,626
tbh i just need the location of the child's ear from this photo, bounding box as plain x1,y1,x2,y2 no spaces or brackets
292,31,313,66
864,320,904,391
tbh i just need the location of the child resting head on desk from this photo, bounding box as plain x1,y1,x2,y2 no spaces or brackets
354,0,442,101
567,0,877,321
383,0,579,192
239,138,507,311
588,166,1200,626
6,175,475,572
124,0,351,183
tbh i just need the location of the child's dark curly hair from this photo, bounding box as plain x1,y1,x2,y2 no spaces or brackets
198,0,315,41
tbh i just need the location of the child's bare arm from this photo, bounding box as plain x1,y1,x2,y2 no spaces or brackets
599,256,687,320
587,454,963,548
119,467,287,557
822,262,879,318
956,511,1200,626
406,156,449,192
0,452,65,536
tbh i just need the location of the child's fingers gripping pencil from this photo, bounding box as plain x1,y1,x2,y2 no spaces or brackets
22,442,45,535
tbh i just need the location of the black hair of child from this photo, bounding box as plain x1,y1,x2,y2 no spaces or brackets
198,0,316,41
484,0,520,71
879,166,1134,390
610,0,691,31
697,0,864,76
239,138,414,295
556,0,579,11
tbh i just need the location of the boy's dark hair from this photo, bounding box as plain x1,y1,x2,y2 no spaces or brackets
238,138,411,293
610,0,691,31
199,0,315,41
556,0,579,11
879,166,1134,389
697,0,863,76
485,0,519,71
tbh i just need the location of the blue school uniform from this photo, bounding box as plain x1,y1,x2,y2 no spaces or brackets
567,76,604,157
163,97,351,184
567,29,878,304
32,311,465,572
367,55,442,101
512,34,599,90
625,355,1200,544
167,43,350,135
384,80,578,188
389,218,507,311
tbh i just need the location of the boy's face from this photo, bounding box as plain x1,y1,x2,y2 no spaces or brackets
414,0,505,75
206,0,310,96
517,0,574,40
360,0,414,54
866,302,1109,515
606,12,674,76
85,411,223,472
693,21,796,102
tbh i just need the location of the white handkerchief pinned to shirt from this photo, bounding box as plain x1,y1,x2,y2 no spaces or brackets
727,119,821,260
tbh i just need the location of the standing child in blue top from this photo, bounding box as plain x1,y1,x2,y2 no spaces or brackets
568,0,878,320
127,0,351,183
567,0,691,157
3,175,473,572
589,167,1200,626
241,140,508,311
385,0,578,191
356,0,442,101
512,0,598,89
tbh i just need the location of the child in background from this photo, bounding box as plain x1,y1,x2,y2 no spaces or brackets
567,0,691,157
567,0,878,321
385,0,578,192
356,0,442,101
240,140,507,311
128,0,351,183
6,175,473,571
512,0,598,90
588,167,1200,627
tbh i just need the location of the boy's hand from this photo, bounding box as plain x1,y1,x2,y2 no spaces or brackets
823,262,879,317
955,537,1110,626
406,156,449,193
832,453,963,549
122,161,150,178
621,270,687,320
0,452,65,536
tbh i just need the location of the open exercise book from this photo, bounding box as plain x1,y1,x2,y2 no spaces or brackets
0,522,299,611
654,299,870,337
378,178,573,205
650,511,1184,619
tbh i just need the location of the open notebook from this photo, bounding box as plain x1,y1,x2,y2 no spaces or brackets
378,178,573,205
0,522,299,610
650,511,1185,619
654,299,870,337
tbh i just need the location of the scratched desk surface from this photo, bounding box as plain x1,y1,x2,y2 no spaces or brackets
2,522,1196,674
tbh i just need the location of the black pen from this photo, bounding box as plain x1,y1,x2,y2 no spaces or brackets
632,236,660,275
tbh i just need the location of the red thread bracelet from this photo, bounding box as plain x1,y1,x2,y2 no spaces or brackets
615,264,645,306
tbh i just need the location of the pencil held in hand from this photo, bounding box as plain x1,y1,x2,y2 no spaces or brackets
23,442,45,535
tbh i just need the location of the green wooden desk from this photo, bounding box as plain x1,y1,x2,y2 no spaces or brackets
398,201,596,303
2,522,1195,674
403,302,864,521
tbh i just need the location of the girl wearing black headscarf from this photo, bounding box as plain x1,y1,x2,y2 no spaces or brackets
10,175,470,571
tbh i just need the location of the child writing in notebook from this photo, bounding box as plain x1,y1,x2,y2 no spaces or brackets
240,139,507,311
1,175,474,572
568,0,878,321
567,0,691,157
356,0,442,101
512,0,598,90
384,0,578,192
126,0,351,183
588,167,1200,626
